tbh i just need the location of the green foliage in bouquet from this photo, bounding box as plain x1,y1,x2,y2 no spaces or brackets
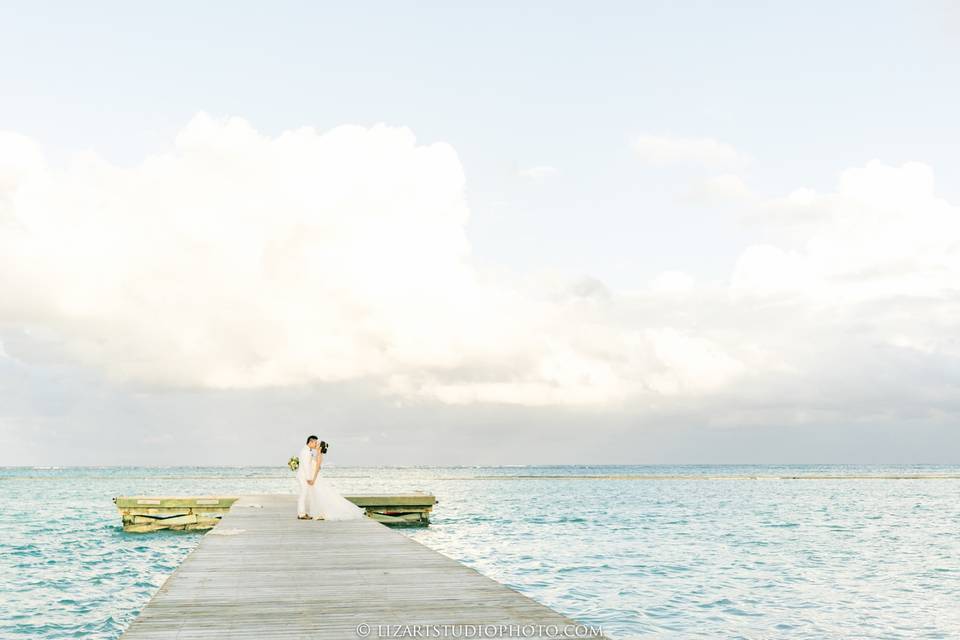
288,456,299,472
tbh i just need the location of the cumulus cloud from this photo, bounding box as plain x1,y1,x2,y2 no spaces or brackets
720,160,960,423
633,134,749,169
518,165,559,181
648,271,695,294
1,118,958,431
692,173,754,204
732,161,960,305
0,114,747,407
0,132,45,191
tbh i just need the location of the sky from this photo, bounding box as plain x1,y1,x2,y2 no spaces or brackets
1,1,959,465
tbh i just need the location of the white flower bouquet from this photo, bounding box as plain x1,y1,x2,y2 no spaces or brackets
288,456,299,472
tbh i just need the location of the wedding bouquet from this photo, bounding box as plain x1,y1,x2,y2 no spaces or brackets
288,456,299,472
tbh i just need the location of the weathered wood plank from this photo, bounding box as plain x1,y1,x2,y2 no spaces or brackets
344,493,437,507
122,508,194,518
114,497,238,509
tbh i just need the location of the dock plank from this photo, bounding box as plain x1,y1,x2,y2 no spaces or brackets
122,495,605,640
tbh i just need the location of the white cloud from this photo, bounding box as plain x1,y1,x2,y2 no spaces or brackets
518,165,559,181
633,134,749,169
649,270,695,294
0,132,45,193
0,115,748,407
721,160,960,423
694,173,754,203
644,328,747,395
2,118,958,432
732,160,960,305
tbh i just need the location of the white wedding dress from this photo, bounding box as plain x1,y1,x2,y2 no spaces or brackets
306,465,366,521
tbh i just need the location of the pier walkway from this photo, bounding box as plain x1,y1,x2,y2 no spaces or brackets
121,495,604,640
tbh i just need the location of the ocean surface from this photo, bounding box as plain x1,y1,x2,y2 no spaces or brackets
1,465,960,639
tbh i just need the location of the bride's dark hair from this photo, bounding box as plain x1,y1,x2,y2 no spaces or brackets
319,440,329,454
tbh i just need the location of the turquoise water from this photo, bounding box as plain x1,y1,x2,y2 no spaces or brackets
2,465,960,639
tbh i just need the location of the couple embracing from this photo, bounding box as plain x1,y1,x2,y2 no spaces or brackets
295,435,367,521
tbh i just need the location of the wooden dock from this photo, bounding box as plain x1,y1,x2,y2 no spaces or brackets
121,495,606,640
115,494,436,531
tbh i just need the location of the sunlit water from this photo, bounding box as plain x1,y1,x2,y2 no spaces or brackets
2,465,959,639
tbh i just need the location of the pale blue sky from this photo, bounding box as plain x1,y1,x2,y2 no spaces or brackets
1,1,959,464
3,1,957,287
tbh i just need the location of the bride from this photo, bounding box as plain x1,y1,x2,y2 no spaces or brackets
304,440,366,521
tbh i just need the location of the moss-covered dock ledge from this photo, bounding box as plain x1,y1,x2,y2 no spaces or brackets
114,493,436,531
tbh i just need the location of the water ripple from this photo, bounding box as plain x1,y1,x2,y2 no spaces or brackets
1,465,960,639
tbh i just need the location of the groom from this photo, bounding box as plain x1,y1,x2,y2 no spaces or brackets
296,435,320,520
